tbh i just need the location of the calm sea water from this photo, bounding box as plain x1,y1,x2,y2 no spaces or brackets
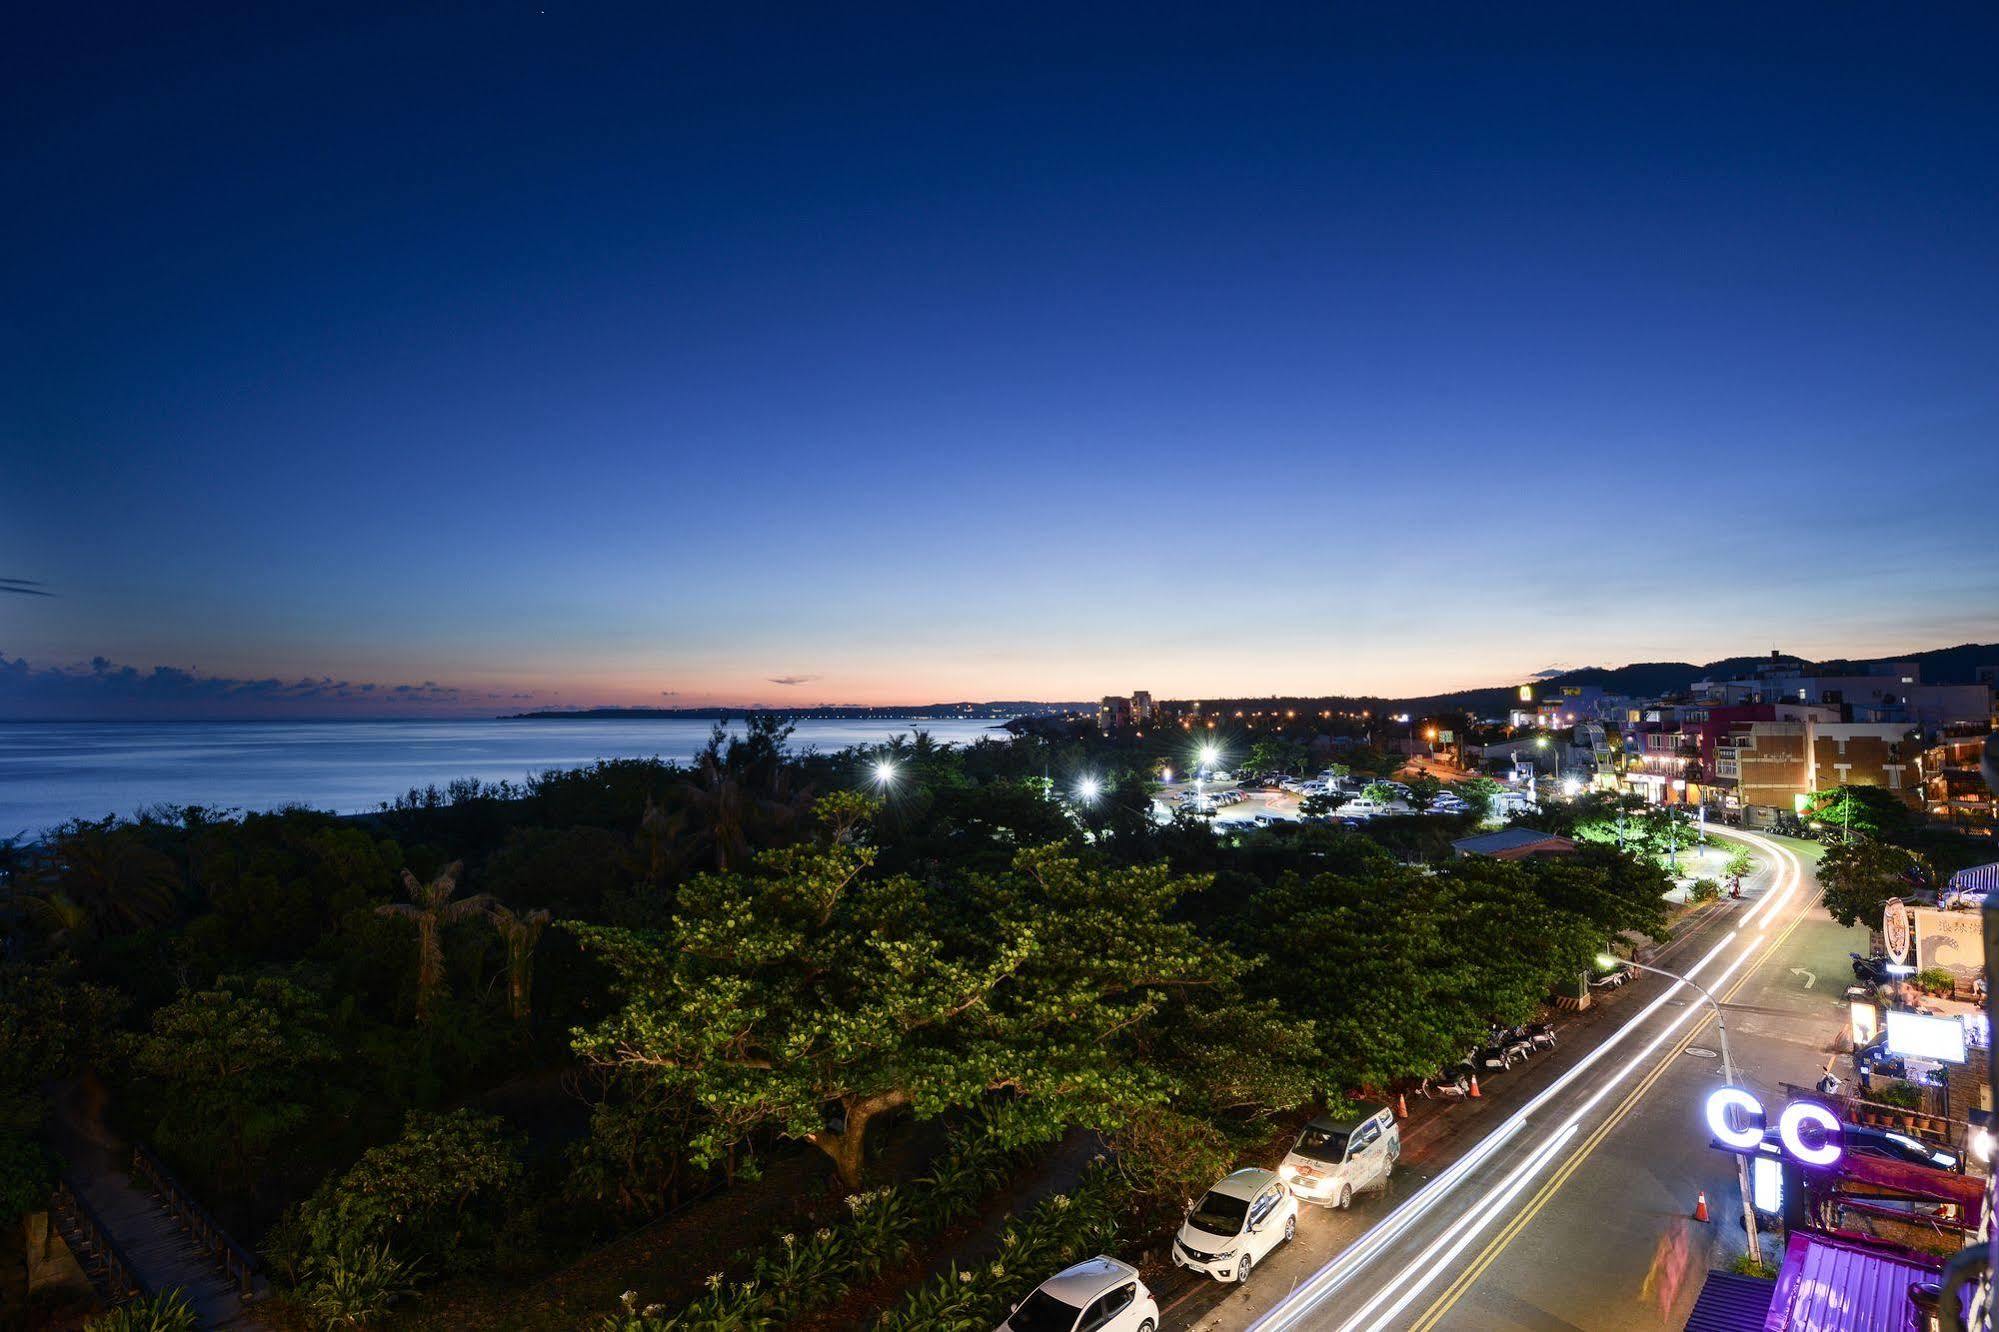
0,717,1009,835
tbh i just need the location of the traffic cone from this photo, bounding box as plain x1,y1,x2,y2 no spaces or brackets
1468,1076,1481,1099
1693,1191,1710,1222
1396,1093,1408,1119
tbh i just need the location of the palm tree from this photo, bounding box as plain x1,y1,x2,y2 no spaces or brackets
376,862,491,1022
486,903,551,1025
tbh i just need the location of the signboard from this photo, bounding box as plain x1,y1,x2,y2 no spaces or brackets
1518,685,1534,702
1911,906,1985,979
1884,898,1912,965
1884,1010,1969,1064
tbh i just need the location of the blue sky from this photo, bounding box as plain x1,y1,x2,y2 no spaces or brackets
4,3,1996,716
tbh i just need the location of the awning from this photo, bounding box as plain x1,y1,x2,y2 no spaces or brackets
1763,1232,1952,1331
1682,1271,1776,1331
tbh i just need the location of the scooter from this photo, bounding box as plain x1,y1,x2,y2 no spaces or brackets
1851,952,1893,985
1525,1021,1557,1052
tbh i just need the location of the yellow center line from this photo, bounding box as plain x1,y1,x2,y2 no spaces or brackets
1406,881,1820,1332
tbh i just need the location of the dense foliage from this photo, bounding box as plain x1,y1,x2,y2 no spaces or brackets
1,718,1679,1323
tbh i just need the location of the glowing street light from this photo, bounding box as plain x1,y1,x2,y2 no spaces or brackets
1198,743,1221,770
872,759,898,788
1074,775,1102,804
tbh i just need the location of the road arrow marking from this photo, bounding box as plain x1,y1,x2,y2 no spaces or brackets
1790,967,1816,989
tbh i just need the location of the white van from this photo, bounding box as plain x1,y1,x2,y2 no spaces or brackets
1277,1107,1400,1209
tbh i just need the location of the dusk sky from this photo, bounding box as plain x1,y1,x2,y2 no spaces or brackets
5,3,1997,718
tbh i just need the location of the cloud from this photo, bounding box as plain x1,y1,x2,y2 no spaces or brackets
659,690,679,697
0,651,529,720
766,675,820,686
1,578,53,598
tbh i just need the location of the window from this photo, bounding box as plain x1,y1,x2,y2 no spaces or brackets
1249,1188,1280,1226
1081,1284,1135,1330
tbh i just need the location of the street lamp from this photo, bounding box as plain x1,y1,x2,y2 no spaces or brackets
1074,775,1102,805
1599,952,1762,1263
872,759,897,789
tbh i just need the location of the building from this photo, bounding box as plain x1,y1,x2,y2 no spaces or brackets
1693,653,1991,728
1508,683,1633,730
1451,828,1578,860
1130,691,1154,724
1720,717,1919,823
1096,696,1133,731
1919,735,1997,827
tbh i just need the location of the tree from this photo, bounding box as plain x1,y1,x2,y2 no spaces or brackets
121,976,336,1182
571,809,1229,1189
1818,838,1929,929
376,862,492,1023
1456,776,1503,822
1405,774,1443,808
1245,738,1308,777
485,904,551,1026
297,1108,522,1272
1361,781,1399,806
1805,785,1917,842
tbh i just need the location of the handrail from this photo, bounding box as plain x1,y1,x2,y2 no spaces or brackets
130,1142,259,1296
52,1176,146,1304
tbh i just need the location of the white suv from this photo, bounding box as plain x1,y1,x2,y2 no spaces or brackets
1170,1168,1299,1283
996,1256,1158,1332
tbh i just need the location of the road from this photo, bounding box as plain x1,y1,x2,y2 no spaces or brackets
1148,828,1843,1332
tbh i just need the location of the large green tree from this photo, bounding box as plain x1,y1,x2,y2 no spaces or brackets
122,975,336,1182
1818,837,1929,929
376,862,491,1023
570,817,1231,1188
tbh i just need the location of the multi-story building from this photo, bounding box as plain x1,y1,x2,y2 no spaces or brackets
1692,653,1990,728
1131,691,1154,724
1096,696,1133,731
1720,718,1919,823
1918,734,1997,828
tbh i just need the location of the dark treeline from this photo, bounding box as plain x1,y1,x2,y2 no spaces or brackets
0,720,1673,1328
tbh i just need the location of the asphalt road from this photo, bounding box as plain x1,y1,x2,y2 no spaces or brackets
1148,828,1835,1332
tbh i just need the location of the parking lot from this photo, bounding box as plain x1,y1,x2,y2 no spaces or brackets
1150,773,1499,827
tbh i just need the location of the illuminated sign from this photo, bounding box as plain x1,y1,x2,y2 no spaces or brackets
1705,1087,1844,1167
1752,1153,1783,1214
1884,1009,1968,1064
1849,1001,1879,1047
1518,685,1534,702
1883,898,1912,964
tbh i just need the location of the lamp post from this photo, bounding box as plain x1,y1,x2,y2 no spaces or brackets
1603,953,1761,1263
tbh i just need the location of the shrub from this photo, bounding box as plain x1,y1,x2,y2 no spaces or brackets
0,1131,55,1229
1689,879,1720,903
296,1108,523,1273
298,1242,424,1329
1723,849,1755,880
1916,968,1956,998
1872,1081,1924,1110
1728,1252,1777,1279
874,1166,1125,1331
83,1290,199,1332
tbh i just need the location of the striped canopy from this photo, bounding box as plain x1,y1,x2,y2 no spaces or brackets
1949,862,1999,895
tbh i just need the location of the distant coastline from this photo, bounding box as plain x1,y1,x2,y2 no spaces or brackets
502,703,1089,722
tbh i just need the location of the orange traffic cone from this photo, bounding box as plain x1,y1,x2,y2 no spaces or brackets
1396,1094,1408,1119
1468,1076,1481,1099
1693,1191,1710,1222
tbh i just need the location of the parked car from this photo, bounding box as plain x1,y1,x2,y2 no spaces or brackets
997,1256,1159,1332
1277,1106,1400,1208
1170,1168,1299,1283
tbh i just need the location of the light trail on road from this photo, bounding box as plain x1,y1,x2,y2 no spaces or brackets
1241,828,1808,1332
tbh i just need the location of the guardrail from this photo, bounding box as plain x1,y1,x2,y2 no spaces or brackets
131,1143,259,1297
51,1177,145,1305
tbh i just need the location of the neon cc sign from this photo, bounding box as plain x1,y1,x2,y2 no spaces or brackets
1705,1087,1843,1167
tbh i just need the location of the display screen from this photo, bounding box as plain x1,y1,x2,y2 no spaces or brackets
1885,1009,1968,1064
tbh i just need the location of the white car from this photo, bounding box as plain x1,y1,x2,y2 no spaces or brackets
1170,1168,1299,1283
1277,1107,1400,1208
997,1256,1158,1332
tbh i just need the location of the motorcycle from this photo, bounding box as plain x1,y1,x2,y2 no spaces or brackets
1525,1021,1557,1052
1851,952,1894,985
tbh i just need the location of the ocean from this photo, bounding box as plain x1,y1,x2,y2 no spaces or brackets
0,717,1010,835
